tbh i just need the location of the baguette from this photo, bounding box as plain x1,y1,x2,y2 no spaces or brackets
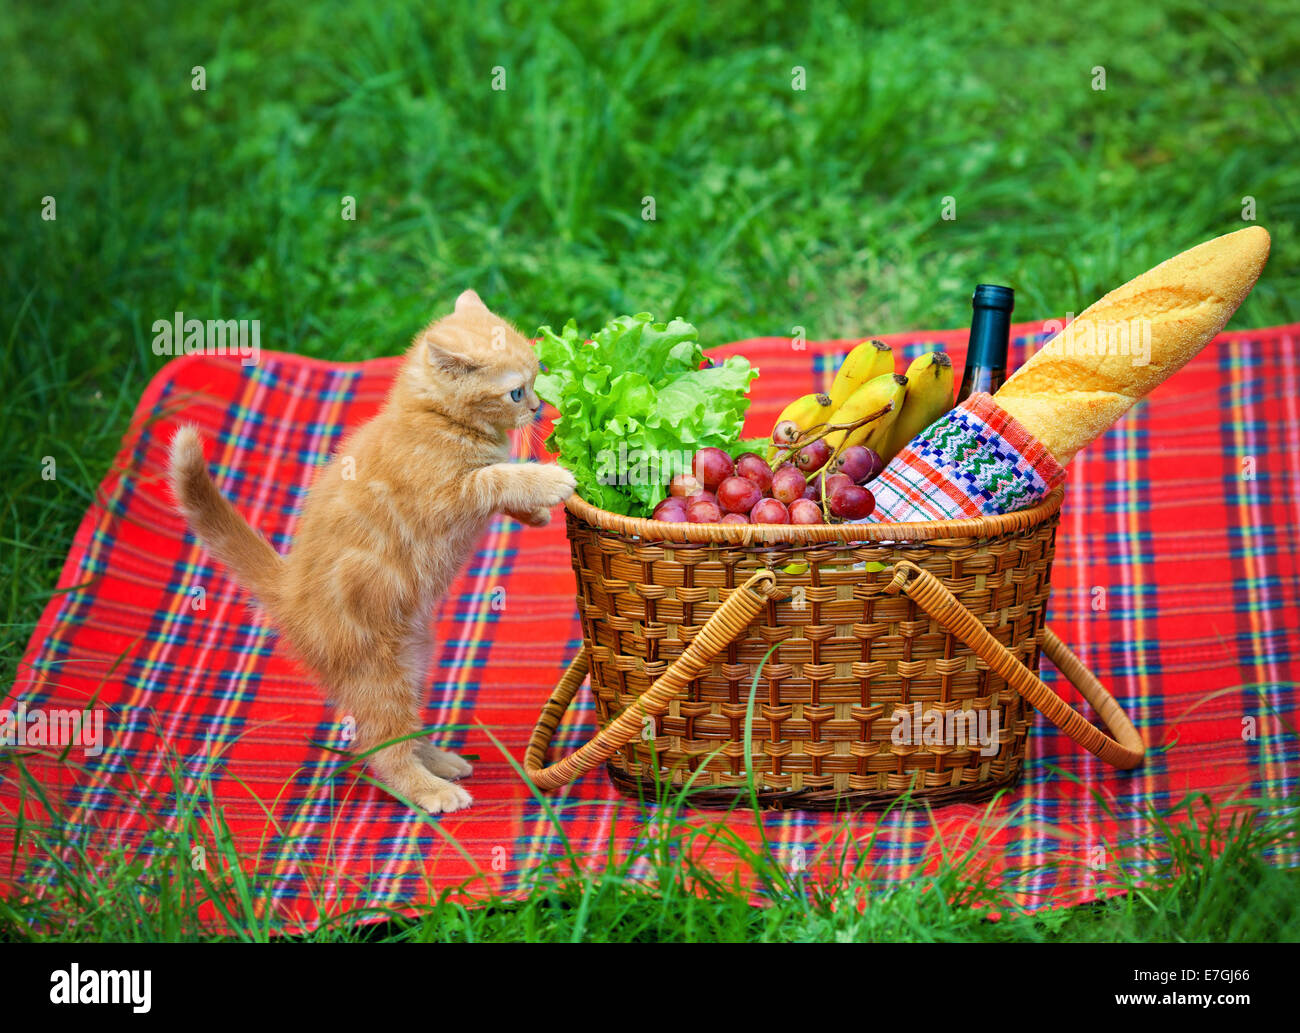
995,226,1271,464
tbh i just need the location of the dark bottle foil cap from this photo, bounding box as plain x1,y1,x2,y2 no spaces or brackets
972,284,1015,312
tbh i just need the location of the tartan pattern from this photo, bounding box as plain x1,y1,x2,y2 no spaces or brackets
3,323,1299,934
868,392,1068,522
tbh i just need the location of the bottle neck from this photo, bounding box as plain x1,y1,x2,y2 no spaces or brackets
967,305,1011,372
957,299,1012,402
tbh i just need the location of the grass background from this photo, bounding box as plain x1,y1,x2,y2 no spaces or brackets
2,0,1297,940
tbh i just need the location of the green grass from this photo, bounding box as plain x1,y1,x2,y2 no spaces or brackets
2,0,1298,941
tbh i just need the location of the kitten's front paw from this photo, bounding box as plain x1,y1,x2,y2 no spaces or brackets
510,505,552,527
416,781,473,815
534,463,577,508
502,506,552,527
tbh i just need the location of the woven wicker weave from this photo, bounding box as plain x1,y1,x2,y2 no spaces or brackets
525,488,1144,810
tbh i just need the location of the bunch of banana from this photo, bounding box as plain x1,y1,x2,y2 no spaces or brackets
766,337,956,471
880,351,955,462
827,338,894,410
824,372,909,454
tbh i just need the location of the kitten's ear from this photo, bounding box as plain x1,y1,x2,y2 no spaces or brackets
454,289,487,315
424,338,482,377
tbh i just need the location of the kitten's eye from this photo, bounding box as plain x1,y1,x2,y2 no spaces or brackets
510,387,524,403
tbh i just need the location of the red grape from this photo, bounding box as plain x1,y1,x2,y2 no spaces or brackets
834,446,882,484
735,452,773,493
828,484,876,520
750,498,790,524
823,472,852,498
687,488,717,506
692,447,734,489
720,512,749,524
789,499,824,524
669,472,704,498
686,498,722,523
771,419,800,446
864,449,884,481
770,464,807,504
653,498,687,521
801,484,818,501
717,476,762,515
795,438,830,473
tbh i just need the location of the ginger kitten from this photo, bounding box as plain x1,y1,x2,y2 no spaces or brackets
168,290,575,814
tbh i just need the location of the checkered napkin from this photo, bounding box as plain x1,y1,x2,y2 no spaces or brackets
867,392,1067,522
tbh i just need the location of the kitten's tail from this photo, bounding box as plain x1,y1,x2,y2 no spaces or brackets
168,425,286,610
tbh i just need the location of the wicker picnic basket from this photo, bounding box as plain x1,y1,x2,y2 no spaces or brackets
524,487,1145,810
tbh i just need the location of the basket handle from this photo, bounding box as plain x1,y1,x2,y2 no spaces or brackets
884,560,1145,769
523,569,776,790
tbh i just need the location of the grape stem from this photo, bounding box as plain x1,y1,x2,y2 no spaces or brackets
768,402,893,522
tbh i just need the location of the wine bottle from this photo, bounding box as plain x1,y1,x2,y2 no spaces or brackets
956,284,1014,403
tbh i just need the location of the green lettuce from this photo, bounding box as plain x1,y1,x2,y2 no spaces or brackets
535,313,758,516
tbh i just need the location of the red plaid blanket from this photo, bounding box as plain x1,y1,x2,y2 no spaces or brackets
4,323,1299,932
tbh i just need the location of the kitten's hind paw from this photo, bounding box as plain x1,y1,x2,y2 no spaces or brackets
416,781,473,815
414,741,474,780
